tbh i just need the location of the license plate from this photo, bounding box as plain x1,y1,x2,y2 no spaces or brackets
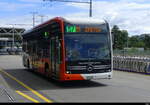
86,76,93,80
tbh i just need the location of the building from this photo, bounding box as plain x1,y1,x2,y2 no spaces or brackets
0,27,25,49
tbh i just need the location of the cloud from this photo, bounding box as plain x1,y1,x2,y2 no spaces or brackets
0,13,55,30
1,0,150,36
0,2,36,11
0,14,33,29
19,0,42,3
65,0,150,36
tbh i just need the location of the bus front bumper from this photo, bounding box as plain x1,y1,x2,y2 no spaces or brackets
62,71,113,81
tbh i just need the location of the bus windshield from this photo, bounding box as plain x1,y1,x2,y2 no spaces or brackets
64,33,111,61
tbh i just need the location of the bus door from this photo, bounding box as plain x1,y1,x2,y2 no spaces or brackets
50,36,61,79
50,37,57,78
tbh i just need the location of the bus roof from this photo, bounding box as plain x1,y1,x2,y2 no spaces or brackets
63,17,106,25
23,17,107,36
34,17,106,29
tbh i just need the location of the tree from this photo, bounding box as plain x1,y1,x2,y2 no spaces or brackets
111,25,128,49
128,35,145,48
111,25,120,49
143,35,150,49
121,30,128,48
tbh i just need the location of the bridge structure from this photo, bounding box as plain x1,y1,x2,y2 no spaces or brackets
0,27,25,49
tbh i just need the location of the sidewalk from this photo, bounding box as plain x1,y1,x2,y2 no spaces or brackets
0,68,31,103
0,74,15,102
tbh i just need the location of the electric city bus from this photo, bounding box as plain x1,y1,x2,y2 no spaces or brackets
22,17,113,81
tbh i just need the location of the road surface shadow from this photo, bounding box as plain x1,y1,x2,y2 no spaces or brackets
1,68,108,91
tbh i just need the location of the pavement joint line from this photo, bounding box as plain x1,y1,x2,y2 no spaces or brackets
0,68,53,103
3,88,15,102
0,87,15,102
15,91,39,103
114,69,150,76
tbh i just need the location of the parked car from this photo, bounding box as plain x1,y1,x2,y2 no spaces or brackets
0,48,8,55
7,47,22,55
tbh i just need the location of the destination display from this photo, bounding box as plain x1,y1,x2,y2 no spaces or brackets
65,25,103,33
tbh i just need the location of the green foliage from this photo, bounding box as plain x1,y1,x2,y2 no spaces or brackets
111,25,128,50
111,25,150,50
143,35,150,49
128,36,141,47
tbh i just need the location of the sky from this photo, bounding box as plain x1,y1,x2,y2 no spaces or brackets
1,0,150,36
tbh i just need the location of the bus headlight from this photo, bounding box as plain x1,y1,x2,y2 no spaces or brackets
66,71,70,74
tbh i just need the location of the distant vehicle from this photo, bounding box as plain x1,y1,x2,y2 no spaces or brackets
22,17,113,81
6,47,22,55
0,48,8,54
16,47,22,52
7,47,16,54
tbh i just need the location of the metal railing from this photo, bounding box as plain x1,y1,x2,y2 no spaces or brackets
113,56,150,74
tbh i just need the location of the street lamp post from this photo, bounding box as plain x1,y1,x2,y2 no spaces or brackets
12,26,15,48
43,0,92,17
7,24,15,48
38,15,48,23
30,12,38,27
89,0,92,17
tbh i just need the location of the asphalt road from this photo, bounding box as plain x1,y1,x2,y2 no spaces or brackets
0,55,150,103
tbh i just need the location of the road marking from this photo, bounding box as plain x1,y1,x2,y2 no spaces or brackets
16,91,39,103
0,69,53,103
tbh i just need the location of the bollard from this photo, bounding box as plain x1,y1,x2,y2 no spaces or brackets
145,62,150,74
143,62,148,73
135,61,139,73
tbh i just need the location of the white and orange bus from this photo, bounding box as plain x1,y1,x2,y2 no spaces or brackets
22,17,113,81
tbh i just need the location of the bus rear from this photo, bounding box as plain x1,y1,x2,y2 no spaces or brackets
61,18,113,81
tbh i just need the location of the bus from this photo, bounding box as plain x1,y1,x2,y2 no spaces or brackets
22,17,113,81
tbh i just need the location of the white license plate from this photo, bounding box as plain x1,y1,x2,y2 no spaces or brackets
86,76,93,80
